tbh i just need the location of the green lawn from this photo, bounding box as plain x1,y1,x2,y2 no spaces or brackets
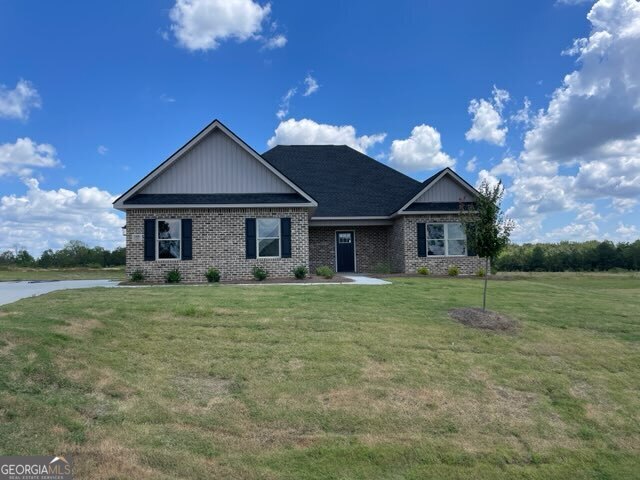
0,267,125,282
0,275,638,479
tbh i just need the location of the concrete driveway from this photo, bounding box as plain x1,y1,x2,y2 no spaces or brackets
0,280,118,306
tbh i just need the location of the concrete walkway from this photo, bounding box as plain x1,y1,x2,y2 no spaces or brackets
0,280,118,306
342,275,391,285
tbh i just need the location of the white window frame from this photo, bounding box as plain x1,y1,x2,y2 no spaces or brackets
256,218,281,259
426,222,467,257
156,219,181,260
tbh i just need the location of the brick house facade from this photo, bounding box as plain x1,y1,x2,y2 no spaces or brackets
114,120,486,282
125,207,309,282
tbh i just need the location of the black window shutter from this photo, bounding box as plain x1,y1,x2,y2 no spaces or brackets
181,219,192,260
245,218,256,259
417,223,426,257
144,219,155,261
281,218,291,258
466,223,476,256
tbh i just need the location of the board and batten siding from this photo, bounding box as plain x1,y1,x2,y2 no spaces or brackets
140,129,295,194
414,175,472,203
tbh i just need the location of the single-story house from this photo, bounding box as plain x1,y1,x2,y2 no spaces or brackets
113,120,484,281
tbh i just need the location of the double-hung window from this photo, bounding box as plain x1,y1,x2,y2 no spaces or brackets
427,223,466,256
157,219,181,259
257,218,280,258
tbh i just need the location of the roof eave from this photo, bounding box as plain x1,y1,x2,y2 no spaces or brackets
115,201,316,211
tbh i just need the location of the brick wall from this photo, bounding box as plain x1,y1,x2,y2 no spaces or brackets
389,219,405,273
308,226,394,274
401,214,486,275
125,207,309,282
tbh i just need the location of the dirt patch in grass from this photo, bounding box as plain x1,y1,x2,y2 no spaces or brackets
0,338,16,355
57,318,104,338
449,308,518,333
68,437,158,480
173,374,233,404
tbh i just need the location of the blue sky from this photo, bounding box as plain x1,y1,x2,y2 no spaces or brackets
1,0,639,253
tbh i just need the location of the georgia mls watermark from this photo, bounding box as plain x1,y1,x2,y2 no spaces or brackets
0,456,72,480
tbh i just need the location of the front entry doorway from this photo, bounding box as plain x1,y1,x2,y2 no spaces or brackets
335,231,355,272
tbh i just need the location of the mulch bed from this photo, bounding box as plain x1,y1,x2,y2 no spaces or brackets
449,307,518,333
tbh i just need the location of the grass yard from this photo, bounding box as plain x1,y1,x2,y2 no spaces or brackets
0,275,638,479
0,267,126,282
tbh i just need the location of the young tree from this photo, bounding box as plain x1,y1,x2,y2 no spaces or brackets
461,180,514,311
15,250,36,267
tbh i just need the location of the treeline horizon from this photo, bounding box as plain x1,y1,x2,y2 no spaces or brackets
495,239,640,272
1,238,639,272
0,240,125,269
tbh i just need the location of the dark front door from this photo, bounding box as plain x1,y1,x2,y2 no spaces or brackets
336,231,355,272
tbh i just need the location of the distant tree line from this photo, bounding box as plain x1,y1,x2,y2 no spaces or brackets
495,240,640,272
0,240,125,268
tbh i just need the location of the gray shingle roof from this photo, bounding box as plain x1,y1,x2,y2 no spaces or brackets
261,145,423,217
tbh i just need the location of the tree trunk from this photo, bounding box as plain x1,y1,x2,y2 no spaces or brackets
483,256,489,312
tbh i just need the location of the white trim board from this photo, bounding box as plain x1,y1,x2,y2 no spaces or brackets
117,203,314,211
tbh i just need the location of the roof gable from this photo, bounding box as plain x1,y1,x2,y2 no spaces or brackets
396,168,479,214
113,120,316,209
140,129,295,195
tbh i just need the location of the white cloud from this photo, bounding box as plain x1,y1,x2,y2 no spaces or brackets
574,156,640,199
473,157,517,191
465,86,510,146
545,221,600,242
490,156,519,177
506,174,577,219
476,169,500,190
160,93,176,103
465,156,477,172
303,74,319,96
511,97,533,127
556,0,593,5
615,222,638,240
611,197,638,213
503,0,640,242
389,124,454,170
0,79,41,120
0,178,123,255
169,0,272,51
97,145,108,155
492,86,510,112
267,118,386,153
0,138,59,177
522,0,640,174
263,34,287,50
576,203,602,221
275,74,320,119
276,87,296,120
